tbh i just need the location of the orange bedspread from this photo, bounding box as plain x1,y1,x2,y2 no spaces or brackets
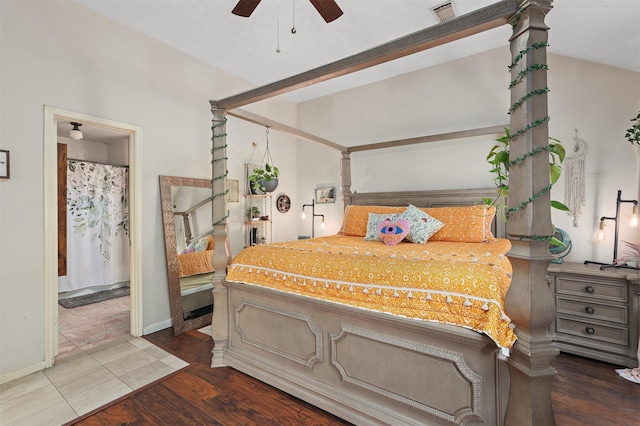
226,235,516,349
178,249,214,278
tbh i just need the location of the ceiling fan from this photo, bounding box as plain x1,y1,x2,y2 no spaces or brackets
232,0,343,23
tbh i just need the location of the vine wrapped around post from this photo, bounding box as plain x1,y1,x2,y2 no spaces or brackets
209,102,230,367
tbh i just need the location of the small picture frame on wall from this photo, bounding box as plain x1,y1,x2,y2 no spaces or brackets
315,186,335,204
0,150,9,179
227,179,239,202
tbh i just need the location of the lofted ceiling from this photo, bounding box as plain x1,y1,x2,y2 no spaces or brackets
73,0,639,105
66,0,639,142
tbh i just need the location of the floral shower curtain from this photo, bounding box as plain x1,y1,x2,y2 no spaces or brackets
59,160,130,292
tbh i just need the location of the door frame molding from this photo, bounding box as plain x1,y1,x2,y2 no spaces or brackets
43,106,143,367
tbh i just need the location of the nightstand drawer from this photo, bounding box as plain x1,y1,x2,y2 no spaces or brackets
555,297,628,324
555,277,627,303
555,316,629,347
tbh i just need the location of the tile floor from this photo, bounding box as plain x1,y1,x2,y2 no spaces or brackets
0,296,189,426
57,293,132,357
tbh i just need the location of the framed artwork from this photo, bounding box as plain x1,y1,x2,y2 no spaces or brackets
226,179,239,202
0,150,9,179
315,186,335,204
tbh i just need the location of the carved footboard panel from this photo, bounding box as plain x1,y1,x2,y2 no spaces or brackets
221,281,509,426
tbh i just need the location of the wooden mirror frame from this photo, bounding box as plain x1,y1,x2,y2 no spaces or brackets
159,175,213,335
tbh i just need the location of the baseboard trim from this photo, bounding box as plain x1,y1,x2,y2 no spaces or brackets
0,361,47,385
143,319,172,335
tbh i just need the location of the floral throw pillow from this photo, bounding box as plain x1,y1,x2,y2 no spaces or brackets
364,212,399,241
187,236,210,253
398,204,445,243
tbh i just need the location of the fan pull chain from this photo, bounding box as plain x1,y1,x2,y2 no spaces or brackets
291,0,297,34
276,0,281,52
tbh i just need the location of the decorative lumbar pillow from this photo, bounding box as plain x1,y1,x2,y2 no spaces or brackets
340,205,405,237
377,218,410,246
187,236,210,253
398,204,445,244
424,205,496,242
364,212,399,241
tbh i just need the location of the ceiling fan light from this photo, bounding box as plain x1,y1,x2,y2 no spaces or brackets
70,122,83,140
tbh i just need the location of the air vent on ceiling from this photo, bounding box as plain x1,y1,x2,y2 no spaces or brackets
431,2,456,23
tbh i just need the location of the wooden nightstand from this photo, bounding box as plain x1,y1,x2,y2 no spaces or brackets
547,262,639,368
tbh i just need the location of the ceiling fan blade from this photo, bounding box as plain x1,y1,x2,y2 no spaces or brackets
309,0,343,23
232,0,262,17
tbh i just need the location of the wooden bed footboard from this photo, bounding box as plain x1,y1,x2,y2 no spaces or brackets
213,280,509,426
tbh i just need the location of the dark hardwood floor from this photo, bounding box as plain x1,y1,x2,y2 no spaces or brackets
68,327,639,426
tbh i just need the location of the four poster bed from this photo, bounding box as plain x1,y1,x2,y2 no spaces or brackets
206,1,559,425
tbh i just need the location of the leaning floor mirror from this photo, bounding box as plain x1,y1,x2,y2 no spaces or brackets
159,175,214,335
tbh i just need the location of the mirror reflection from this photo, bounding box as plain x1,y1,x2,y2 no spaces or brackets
159,175,213,335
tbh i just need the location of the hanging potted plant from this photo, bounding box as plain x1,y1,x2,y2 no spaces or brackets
248,163,279,194
247,127,280,194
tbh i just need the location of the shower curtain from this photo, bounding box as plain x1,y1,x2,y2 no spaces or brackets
59,160,130,292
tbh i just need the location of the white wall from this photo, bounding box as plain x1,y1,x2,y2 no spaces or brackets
0,0,298,379
296,140,343,237
62,136,128,165
3,0,638,383
297,47,640,265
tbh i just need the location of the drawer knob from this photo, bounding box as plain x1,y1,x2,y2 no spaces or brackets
585,306,595,314
585,285,595,294
586,326,595,335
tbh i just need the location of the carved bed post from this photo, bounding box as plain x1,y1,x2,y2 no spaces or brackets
210,101,230,367
341,151,353,206
504,1,559,425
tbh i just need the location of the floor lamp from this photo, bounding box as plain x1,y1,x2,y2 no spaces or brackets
301,199,324,238
584,189,638,270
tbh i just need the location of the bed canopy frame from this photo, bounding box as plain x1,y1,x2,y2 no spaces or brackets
208,1,558,424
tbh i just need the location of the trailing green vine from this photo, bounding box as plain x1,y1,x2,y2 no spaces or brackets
211,119,230,226
484,8,570,246
485,128,569,214
485,128,569,246
625,111,640,147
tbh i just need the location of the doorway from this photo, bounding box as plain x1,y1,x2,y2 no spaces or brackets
43,106,143,367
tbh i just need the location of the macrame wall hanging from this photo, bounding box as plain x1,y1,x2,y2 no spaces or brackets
564,129,588,227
